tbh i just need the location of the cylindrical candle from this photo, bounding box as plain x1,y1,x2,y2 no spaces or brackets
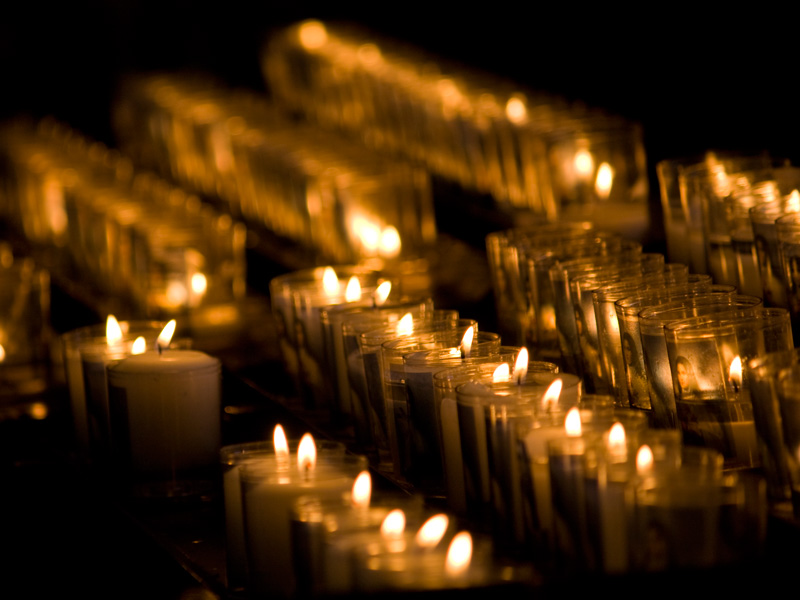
107,348,221,498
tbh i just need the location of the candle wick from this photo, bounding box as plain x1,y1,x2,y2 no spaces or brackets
157,343,163,356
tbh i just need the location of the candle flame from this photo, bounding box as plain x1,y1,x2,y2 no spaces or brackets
351,471,372,509
729,356,742,391
298,433,317,473
565,407,582,437
595,162,614,199
574,149,594,180
505,96,528,125
380,509,406,539
191,273,208,296
397,312,414,336
131,336,147,355
374,281,392,306
0,344,5,363
379,226,401,258
787,190,800,212
298,20,328,50
345,276,362,302
513,348,529,383
273,424,289,455
460,326,474,359
106,315,123,346
322,267,340,298
636,444,654,475
492,363,510,383
542,378,562,413
157,319,177,349
416,514,449,549
607,422,626,456
445,532,472,578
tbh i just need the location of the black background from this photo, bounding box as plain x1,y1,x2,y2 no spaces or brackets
3,2,799,167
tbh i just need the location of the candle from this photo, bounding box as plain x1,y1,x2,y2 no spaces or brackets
240,436,366,599
64,316,167,462
106,345,221,498
219,430,346,593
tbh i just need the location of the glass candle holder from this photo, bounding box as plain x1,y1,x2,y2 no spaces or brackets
664,308,793,469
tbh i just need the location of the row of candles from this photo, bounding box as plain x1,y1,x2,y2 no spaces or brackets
657,153,800,322
0,118,247,315
257,253,794,592
113,72,437,266
262,20,650,240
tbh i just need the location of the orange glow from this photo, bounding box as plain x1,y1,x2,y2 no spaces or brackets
445,532,472,577
595,162,614,199
416,514,449,549
574,149,594,180
191,273,208,296
131,336,147,355
636,444,654,475
380,509,406,538
106,315,123,346
397,313,414,336
298,20,328,50
374,281,392,306
297,433,317,474
729,356,742,392
505,95,528,125
564,407,582,437
542,379,562,413
157,319,177,349
379,226,401,258
492,363,510,383
351,471,372,509
322,267,340,298
0,344,5,363
345,276,362,302
460,326,474,359
607,422,626,458
513,347,528,383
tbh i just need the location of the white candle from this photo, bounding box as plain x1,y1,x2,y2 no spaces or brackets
240,448,364,599
107,348,221,497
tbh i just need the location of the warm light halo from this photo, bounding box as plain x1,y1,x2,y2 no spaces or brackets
445,531,473,577
351,471,372,509
415,513,449,549
297,433,317,473
106,314,123,346
564,406,582,437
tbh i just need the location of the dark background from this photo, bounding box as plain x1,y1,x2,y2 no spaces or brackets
3,2,798,165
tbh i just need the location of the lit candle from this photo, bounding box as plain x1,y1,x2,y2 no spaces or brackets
240,435,366,598
106,339,220,498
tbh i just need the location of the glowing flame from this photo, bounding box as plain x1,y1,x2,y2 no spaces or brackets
460,326,474,359
787,190,800,213
397,313,414,336
106,315,123,346
351,471,372,509
298,20,328,49
565,407,582,437
595,162,614,199
29,402,48,420
416,514,449,549
636,444,654,475
191,273,208,296
492,363,510,383
379,226,401,258
729,356,742,392
574,149,594,180
374,281,392,306
542,378,562,413
131,336,147,355
273,424,289,461
607,422,626,457
505,96,528,125
445,532,472,578
345,276,362,302
381,509,406,539
0,344,5,363
353,217,380,254
322,267,340,298
157,319,177,349
513,347,529,384
297,433,317,474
